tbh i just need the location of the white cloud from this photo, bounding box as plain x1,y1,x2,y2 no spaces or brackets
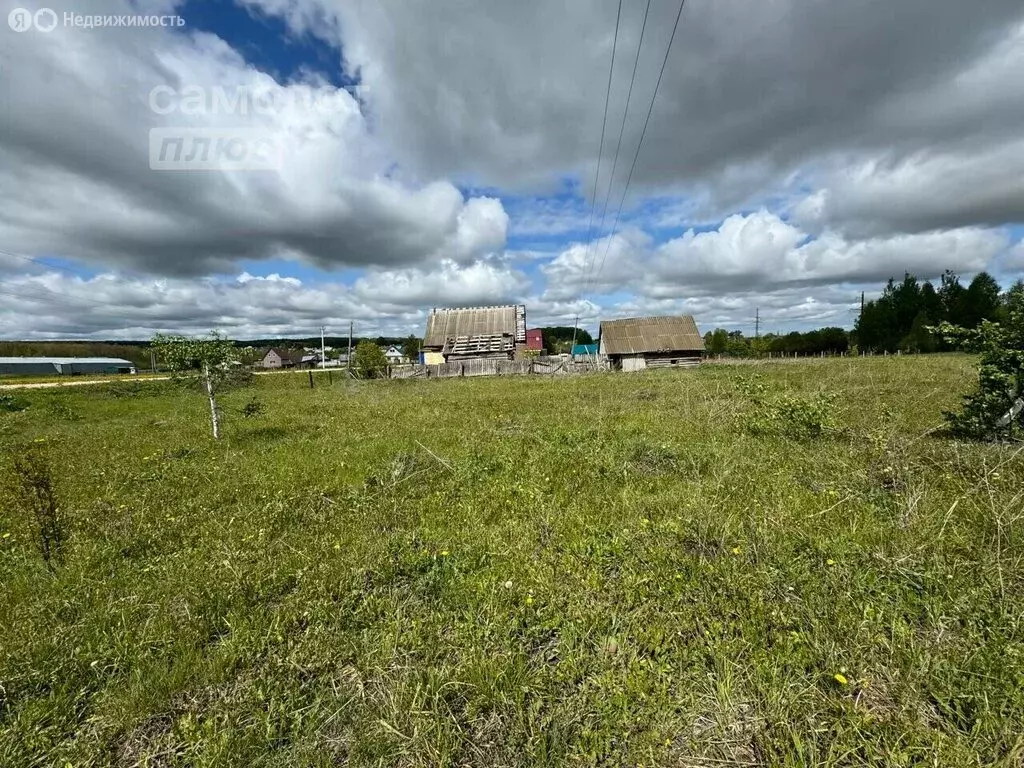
0,0,508,278
2,0,1023,339
541,209,1011,300
0,259,528,339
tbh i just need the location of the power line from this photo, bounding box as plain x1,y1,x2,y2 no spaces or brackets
592,0,688,287
0,247,148,312
579,0,624,326
0,280,116,313
584,0,653,297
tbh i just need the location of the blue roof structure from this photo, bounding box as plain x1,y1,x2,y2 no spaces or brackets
571,344,598,356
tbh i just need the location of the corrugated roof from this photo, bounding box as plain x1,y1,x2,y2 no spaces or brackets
423,305,521,348
0,357,135,365
599,315,704,355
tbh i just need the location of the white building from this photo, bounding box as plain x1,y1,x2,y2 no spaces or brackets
0,357,137,376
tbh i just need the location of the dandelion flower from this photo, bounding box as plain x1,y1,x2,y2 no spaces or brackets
833,673,848,686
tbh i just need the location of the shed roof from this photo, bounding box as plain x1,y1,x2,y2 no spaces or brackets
572,343,598,355
423,305,521,348
0,357,134,365
599,315,704,355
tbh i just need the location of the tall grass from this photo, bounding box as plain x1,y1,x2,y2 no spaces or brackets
1,355,1022,766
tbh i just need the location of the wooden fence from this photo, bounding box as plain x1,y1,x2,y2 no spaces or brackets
390,358,605,380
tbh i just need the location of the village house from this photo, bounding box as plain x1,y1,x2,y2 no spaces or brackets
598,315,704,371
422,305,527,363
258,348,304,369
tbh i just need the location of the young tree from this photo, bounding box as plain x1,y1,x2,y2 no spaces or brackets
937,301,1024,439
353,340,388,378
150,332,240,439
939,270,969,327
963,271,1002,328
704,328,729,355
401,335,420,362
1000,279,1024,324
901,311,937,353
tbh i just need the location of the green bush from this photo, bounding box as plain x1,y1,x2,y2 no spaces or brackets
353,340,388,379
738,377,840,439
936,298,1023,439
0,394,30,413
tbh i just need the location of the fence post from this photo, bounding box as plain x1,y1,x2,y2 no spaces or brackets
308,370,314,389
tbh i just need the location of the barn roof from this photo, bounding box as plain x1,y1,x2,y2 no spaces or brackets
423,305,522,348
599,315,704,355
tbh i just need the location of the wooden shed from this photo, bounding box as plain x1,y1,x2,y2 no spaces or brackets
423,305,527,361
598,315,704,371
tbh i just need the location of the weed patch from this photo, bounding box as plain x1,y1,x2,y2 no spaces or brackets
738,376,841,439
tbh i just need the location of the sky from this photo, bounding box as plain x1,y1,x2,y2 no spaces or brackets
1,0,1023,340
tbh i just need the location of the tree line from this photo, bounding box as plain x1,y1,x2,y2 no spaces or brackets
701,272,1024,357
856,271,1021,353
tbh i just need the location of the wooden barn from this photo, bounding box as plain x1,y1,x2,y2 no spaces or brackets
422,305,527,362
598,315,704,371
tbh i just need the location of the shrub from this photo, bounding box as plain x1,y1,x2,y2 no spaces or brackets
738,377,840,439
9,447,64,568
936,308,1024,439
0,394,30,413
353,341,388,379
240,396,265,418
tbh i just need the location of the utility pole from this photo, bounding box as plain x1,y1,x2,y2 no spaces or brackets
347,320,353,371
860,291,865,321
320,325,326,369
754,308,760,339
570,314,579,355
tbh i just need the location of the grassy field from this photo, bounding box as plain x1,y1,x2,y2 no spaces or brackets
1,356,1022,767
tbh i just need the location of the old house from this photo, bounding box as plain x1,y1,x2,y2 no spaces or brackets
384,345,406,364
259,348,303,369
598,315,704,371
422,305,527,363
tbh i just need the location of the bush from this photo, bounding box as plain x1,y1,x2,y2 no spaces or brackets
8,446,64,568
353,341,388,379
936,308,1024,439
738,377,840,439
0,394,30,413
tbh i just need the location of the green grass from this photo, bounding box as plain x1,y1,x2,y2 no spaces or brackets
1,356,1023,766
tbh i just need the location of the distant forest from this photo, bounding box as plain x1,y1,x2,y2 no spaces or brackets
703,271,1024,357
